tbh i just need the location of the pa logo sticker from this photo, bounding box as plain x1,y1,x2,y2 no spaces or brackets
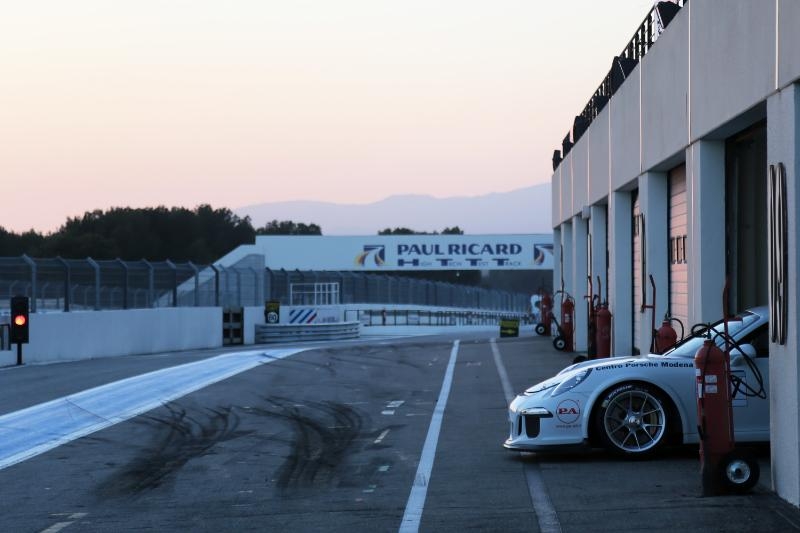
556,399,581,424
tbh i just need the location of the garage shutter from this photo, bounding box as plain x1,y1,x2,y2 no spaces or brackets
632,192,642,354
668,166,688,335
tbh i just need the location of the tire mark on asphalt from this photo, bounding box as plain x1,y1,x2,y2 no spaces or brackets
249,397,402,492
96,403,248,497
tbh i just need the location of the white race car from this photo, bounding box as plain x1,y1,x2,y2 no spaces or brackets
505,307,770,457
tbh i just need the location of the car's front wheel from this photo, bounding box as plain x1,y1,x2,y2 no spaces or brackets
594,383,669,457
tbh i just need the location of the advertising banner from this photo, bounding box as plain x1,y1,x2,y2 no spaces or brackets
255,234,553,271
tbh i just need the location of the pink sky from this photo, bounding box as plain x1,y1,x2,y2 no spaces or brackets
1,0,655,234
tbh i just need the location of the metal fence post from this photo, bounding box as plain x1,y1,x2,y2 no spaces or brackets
56,256,70,312
188,262,200,307
235,268,242,308
249,267,260,307
21,255,37,312
116,258,129,310
142,259,154,308
210,264,220,307
87,257,100,310
166,260,177,307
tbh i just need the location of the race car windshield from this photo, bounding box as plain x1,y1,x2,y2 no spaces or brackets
661,311,759,358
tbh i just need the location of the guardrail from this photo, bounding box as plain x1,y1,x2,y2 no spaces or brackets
345,308,530,327
255,321,360,344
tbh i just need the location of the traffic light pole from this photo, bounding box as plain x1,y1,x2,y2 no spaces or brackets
16,343,22,366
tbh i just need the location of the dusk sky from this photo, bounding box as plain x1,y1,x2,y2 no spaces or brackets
2,1,655,234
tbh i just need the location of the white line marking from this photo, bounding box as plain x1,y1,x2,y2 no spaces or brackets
525,463,562,533
399,340,459,533
374,429,390,444
490,339,515,404
0,349,306,471
381,410,395,416
39,514,86,533
40,523,73,533
387,400,405,408
490,338,562,533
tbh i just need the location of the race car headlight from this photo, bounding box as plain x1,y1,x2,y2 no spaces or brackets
551,368,592,397
523,381,557,396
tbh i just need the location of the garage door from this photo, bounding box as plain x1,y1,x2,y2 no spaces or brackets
668,165,688,335
632,191,643,354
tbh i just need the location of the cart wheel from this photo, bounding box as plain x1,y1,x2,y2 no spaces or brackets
535,323,547,336
719,451,760,494
553,336,567,351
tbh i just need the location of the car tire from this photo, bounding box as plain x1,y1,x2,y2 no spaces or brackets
594,383,669,457
535,323,547,336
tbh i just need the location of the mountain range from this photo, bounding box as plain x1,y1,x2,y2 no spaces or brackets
235,183,552,236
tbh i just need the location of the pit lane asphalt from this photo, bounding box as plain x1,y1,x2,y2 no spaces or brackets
0,330,798,532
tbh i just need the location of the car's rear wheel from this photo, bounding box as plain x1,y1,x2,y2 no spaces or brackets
594,383,669,457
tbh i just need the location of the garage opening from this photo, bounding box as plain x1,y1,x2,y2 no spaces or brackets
668,164,688,331
725,121,768,314
632,190,642,354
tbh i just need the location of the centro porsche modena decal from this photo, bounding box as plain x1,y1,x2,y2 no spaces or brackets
593,361,693,371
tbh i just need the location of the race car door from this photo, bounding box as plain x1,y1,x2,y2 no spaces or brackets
729,323,770,442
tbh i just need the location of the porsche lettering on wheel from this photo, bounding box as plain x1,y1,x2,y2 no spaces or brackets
504,307,770,458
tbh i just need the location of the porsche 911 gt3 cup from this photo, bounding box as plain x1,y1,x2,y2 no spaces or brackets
505,307,769,457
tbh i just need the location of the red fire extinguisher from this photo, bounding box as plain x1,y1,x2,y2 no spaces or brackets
653,315,679,354
595,302,612,358
535,292,552,336
694,326,759,494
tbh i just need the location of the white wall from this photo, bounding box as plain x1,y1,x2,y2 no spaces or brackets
779,0,800,88
0,308,222,366
571,135,589,218
588,108,610,205
560,153,573,224
609,64,642,191
641,5,689,170
767,83,800,506
690,0,775,139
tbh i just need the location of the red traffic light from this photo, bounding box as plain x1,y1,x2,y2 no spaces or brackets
13,315,27,327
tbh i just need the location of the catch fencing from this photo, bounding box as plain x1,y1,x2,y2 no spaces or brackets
0,256,530,314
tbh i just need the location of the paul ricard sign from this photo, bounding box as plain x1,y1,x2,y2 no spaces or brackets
256,235,554,272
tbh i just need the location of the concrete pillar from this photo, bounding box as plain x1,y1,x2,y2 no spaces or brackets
571,215,589,352
766,83,800,506
553,227,562,303
609,191,633,355
686,140,727,324
590,205,609,302
639,171,670,354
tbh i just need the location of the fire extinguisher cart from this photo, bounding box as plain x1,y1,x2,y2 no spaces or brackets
534,291,553,337
694,283,761,495
551,290,574,352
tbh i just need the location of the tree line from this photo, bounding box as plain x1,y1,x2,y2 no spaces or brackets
0,206,461,263
0,206,320,263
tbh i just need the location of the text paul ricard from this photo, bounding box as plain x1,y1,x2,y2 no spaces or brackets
395,242,524,267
